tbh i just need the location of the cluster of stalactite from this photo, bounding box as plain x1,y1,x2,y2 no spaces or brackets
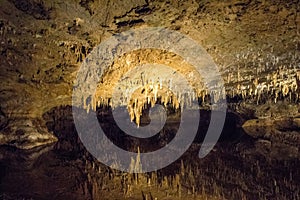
76,47,228,126
226,68,300,105
78,45,299,126
55,40,89,64
83,75,226,126
81,67,299,126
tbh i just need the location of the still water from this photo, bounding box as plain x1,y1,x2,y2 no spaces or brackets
0,107,299,200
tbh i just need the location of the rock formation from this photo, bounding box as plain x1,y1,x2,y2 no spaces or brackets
0,0,299,149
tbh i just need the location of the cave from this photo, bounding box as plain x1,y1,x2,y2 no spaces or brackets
0,0,300,199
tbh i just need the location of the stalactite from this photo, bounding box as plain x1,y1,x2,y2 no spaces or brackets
227,72,232,84
282,84,289,97
272,72,278,87
128,105,135,122
154,84,158,101
87,104,90,113
275,90,279,104
83,96,87,109
76,53,300,125
201,90,205,104
163,95,168,107
92,95,97,111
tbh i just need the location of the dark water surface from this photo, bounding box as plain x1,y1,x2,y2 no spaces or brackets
0,107,299,199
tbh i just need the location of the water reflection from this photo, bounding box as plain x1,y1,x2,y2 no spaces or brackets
0,106,299,199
